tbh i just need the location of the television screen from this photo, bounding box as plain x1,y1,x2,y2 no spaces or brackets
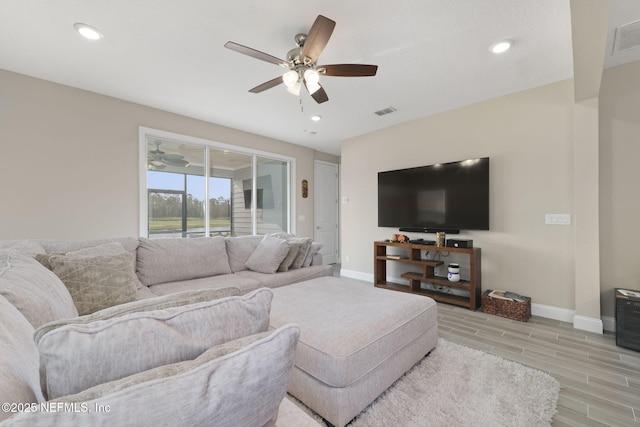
378,158,489,231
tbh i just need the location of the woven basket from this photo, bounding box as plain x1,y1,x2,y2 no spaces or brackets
481,291,531,322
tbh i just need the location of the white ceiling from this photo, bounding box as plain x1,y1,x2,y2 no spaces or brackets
1,1,639,156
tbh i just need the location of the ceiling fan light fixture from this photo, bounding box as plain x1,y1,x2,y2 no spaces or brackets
287,80,301,96
282,70,299,87
303,68,320,85
305,80,321,95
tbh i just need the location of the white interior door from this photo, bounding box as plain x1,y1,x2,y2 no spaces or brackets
314,161,339,264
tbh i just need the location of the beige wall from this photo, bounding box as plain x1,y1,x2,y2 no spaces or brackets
342,61,640,318
342,80,577,310
0,69,338,240
600,60,640,317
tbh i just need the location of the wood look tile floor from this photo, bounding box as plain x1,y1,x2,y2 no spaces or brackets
436,303,640,427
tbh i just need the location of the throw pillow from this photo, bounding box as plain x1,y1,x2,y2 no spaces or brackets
136,237,232,286
245,235,290,274
277,241,303,272
48,252,139,316
65,242,127,258
290,237,313,270
225,235,263,272
34,287,241,341
0,249,78,328
0,294,45,422
37,287,273,399
302,242,324,267
12,324,299,427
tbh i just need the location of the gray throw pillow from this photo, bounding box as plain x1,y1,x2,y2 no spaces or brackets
245,235,290,274
48,252,139,316
303,242,324,267
290,237,313,270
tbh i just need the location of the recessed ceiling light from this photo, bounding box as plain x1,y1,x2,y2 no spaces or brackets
491,40,512,54
74,23,103,40
491,41,512,54
311,115,321,122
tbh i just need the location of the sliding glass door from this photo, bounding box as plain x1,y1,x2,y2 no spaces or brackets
140,128,294,238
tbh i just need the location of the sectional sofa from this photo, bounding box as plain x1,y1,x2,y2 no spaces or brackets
0,234,332,426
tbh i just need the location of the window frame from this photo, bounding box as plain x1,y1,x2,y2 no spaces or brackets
138,127,296,238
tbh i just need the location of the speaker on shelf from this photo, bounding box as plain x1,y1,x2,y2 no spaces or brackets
446,239,473,248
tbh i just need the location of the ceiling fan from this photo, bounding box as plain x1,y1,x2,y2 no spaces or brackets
224,15,378,104
148,141,189,170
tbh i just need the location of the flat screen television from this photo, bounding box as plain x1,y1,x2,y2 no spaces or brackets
378,157,490,232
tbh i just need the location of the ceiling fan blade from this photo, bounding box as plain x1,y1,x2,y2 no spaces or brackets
224,41,288,67
319,64,378,77
249,76,284,93
300,15,336,64
310,85,329,104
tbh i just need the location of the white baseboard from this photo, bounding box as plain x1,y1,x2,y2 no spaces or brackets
339,269,374,282
573,315,604,334
338,269,615,333
601,316,615,333
531,302,575,323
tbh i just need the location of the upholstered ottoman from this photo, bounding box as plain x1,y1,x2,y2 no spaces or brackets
269,277,438,427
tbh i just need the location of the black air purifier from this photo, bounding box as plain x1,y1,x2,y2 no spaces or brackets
616,288,640,352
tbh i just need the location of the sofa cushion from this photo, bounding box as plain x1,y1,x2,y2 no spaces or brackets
136,237,232,286
34,287,241,341
8,324,299,427
147,273,262,296
236,264,333,289
37,287,273,399
225,235,263,272
49,252,139,316
0,249,78,328
246,235,290,274
0,295,46,422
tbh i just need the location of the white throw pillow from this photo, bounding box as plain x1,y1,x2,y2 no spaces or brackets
245,235,290,274
37,288,273,399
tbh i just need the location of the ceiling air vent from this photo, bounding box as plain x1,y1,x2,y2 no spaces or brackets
375,106,397,116
613,19,640,54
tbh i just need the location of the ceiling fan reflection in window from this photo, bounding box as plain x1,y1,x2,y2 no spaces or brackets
148,141,189,170
224,15,378,104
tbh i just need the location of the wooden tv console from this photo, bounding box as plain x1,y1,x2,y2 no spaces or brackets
374,241,481,310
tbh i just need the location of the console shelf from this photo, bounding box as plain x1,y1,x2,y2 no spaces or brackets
374,241,482,310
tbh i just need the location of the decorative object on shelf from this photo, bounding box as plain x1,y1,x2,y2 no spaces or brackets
447,263,460,282
302,179,308,198
391,234,409,243
436,232,446,247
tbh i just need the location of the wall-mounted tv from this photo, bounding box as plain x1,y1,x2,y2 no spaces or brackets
378,157,490,233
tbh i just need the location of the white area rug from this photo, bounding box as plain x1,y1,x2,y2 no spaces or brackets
348,338,560,427
291,338,561,427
